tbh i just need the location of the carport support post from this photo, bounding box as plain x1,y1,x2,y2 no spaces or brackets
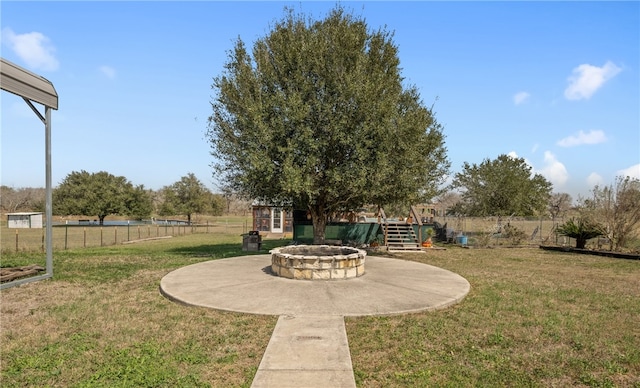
0,58,57,289
45,106,53,277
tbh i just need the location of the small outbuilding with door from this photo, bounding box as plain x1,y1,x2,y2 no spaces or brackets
251,202,293,235
7,212,43,228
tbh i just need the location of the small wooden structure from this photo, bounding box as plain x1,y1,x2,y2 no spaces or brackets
251,203,293,234
7,212,43,228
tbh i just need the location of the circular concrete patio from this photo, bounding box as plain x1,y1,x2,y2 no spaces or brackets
160,254,470,317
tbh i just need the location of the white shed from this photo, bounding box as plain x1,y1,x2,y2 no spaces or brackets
7,212,43,228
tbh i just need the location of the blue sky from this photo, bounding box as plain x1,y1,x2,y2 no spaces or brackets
1,1,638,201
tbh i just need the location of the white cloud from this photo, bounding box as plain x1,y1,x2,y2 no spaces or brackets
557,130,607,147
99,65,116,79
540,151,568,186
564,61,621,100
1,27,59,71
617,164,640,180
513,91,530,105
587,172,604,187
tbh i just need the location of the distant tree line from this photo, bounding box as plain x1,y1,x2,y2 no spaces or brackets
2,161,638,251
1,171,235,225
0,186,46,213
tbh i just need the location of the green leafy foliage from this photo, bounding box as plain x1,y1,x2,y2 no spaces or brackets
53,171,152,224
556,217,603,249
159,173,223,223
207,6,450,242
451,154,552,217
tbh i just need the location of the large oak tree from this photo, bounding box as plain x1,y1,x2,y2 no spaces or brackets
451,154,552,217
53,170,152,224
159,173,222,224
207,7,449,243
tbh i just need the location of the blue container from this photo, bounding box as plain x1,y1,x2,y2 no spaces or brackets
456,235,468,245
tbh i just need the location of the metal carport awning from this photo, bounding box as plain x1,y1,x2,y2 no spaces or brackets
1,57,58,289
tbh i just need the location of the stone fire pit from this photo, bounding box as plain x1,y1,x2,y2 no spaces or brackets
270,245,366,280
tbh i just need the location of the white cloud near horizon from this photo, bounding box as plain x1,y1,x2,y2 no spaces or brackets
1,27,59,71
513,91,530,105
587,172,604,188
557,129,607,147
99,65,116,79
564,61,621,100
617,164,640,180
539,151,569,187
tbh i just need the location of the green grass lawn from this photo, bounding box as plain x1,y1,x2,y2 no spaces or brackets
2,235,639,387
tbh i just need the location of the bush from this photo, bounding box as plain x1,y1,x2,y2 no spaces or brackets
473,232,493,248
502,224,526,245
556,218,602,249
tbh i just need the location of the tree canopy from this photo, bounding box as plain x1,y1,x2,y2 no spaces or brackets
556,217,603,249
207,6,449,242
548,192,573,221
0,186,45,213
582,176,640,251
53,170,152,224
451,154,552,217
159,173,222,224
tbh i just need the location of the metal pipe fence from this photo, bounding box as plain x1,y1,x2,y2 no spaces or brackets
2,219,251,253
431,215,573,247
3,215,593,252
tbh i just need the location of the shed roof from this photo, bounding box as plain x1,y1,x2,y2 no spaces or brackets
1,58,58,109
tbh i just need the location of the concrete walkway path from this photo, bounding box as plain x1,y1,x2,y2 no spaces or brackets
160,254,470,387
251,315,355,388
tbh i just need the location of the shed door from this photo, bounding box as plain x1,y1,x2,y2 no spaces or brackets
271,208,283,233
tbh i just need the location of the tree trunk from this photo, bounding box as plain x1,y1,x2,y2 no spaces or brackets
576,237,587,249
99,215,106,225
187,213,192,225
309,204,328,245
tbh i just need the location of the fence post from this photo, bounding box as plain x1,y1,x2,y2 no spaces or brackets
127,222,130,241
65,224,68,250
115,227,118,245
539,217,543,243
15,229,18,252
137,226,141,240
100,227,103,247
42,228,45,252
83,227,87,248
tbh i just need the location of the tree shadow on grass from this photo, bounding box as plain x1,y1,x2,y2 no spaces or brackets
165,240,291,259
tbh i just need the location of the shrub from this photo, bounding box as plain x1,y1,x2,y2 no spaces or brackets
503,224,526,245
556,218,603,249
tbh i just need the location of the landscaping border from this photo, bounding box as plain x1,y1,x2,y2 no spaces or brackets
539,245,640,260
